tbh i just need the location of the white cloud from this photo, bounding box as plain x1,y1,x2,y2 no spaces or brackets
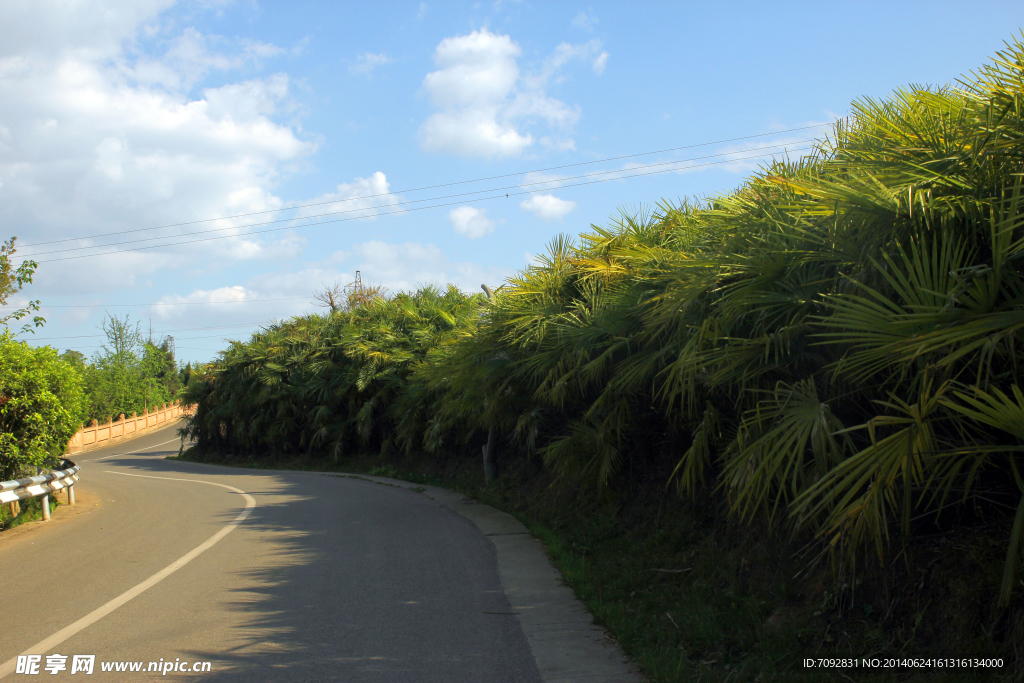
203,73,293,120
321,240,513,294
448,206,496,238
123,27,284,92
0,3,316,294
293,172,401,222
420,109,534,158
520,193,576,221
137,238,516,341
523,39,603,89
224,231,306,262
592,51,608,74
571,10,597,31
290,36,312,57
539,136,577,152
418,29,602,158
157,284,251,307
0,0,177,61
424,31,521,108
349,52,392,75
151,286,255,325
149,285,309,331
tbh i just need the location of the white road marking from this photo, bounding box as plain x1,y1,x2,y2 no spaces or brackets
91,436,187,461
0,473,255,679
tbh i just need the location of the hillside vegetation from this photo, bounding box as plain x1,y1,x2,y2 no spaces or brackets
180,38,1024,678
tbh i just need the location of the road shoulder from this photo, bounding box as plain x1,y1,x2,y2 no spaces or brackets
330,473,646,683
0,488,103,547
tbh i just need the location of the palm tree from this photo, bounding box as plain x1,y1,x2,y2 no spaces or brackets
180,36,1024,605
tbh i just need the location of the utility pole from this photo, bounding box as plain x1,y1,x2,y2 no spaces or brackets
345,271,362,294
342,270,364,310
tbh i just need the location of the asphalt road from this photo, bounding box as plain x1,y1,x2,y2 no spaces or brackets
0,425,542,682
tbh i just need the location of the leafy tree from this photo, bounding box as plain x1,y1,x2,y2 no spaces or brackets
0,331,87,480
141,339,178,406
0,237,45,334
177,361,194,389
85,315,144,422
82,315,180,423
60,350,86,369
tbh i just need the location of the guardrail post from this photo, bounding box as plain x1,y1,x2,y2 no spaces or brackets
2,460,79,524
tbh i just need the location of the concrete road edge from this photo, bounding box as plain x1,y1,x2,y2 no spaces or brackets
331,473,646,683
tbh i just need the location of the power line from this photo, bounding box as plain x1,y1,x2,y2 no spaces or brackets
32,145,814,264
153,332,255,341
16,321,276,341
77,332,258,343
1,296,311,310
18,124,831,250
60,341,240,351
21,140,816,259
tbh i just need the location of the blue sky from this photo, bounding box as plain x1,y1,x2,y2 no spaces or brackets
3,0,1022,365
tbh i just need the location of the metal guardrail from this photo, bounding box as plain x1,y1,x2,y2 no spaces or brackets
1,460,80,522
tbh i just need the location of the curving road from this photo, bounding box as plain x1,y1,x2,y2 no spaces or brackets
0,425,546,682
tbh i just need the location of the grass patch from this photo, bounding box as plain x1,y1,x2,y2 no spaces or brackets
174,446,1022,682
1,495,60,531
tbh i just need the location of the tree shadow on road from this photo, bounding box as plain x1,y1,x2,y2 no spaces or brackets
111,452,541,683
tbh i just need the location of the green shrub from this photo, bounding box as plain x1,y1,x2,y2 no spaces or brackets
179,285,483,460
0,331,88,481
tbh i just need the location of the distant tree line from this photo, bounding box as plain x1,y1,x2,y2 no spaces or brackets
58,315,190,426
1,243,190,481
